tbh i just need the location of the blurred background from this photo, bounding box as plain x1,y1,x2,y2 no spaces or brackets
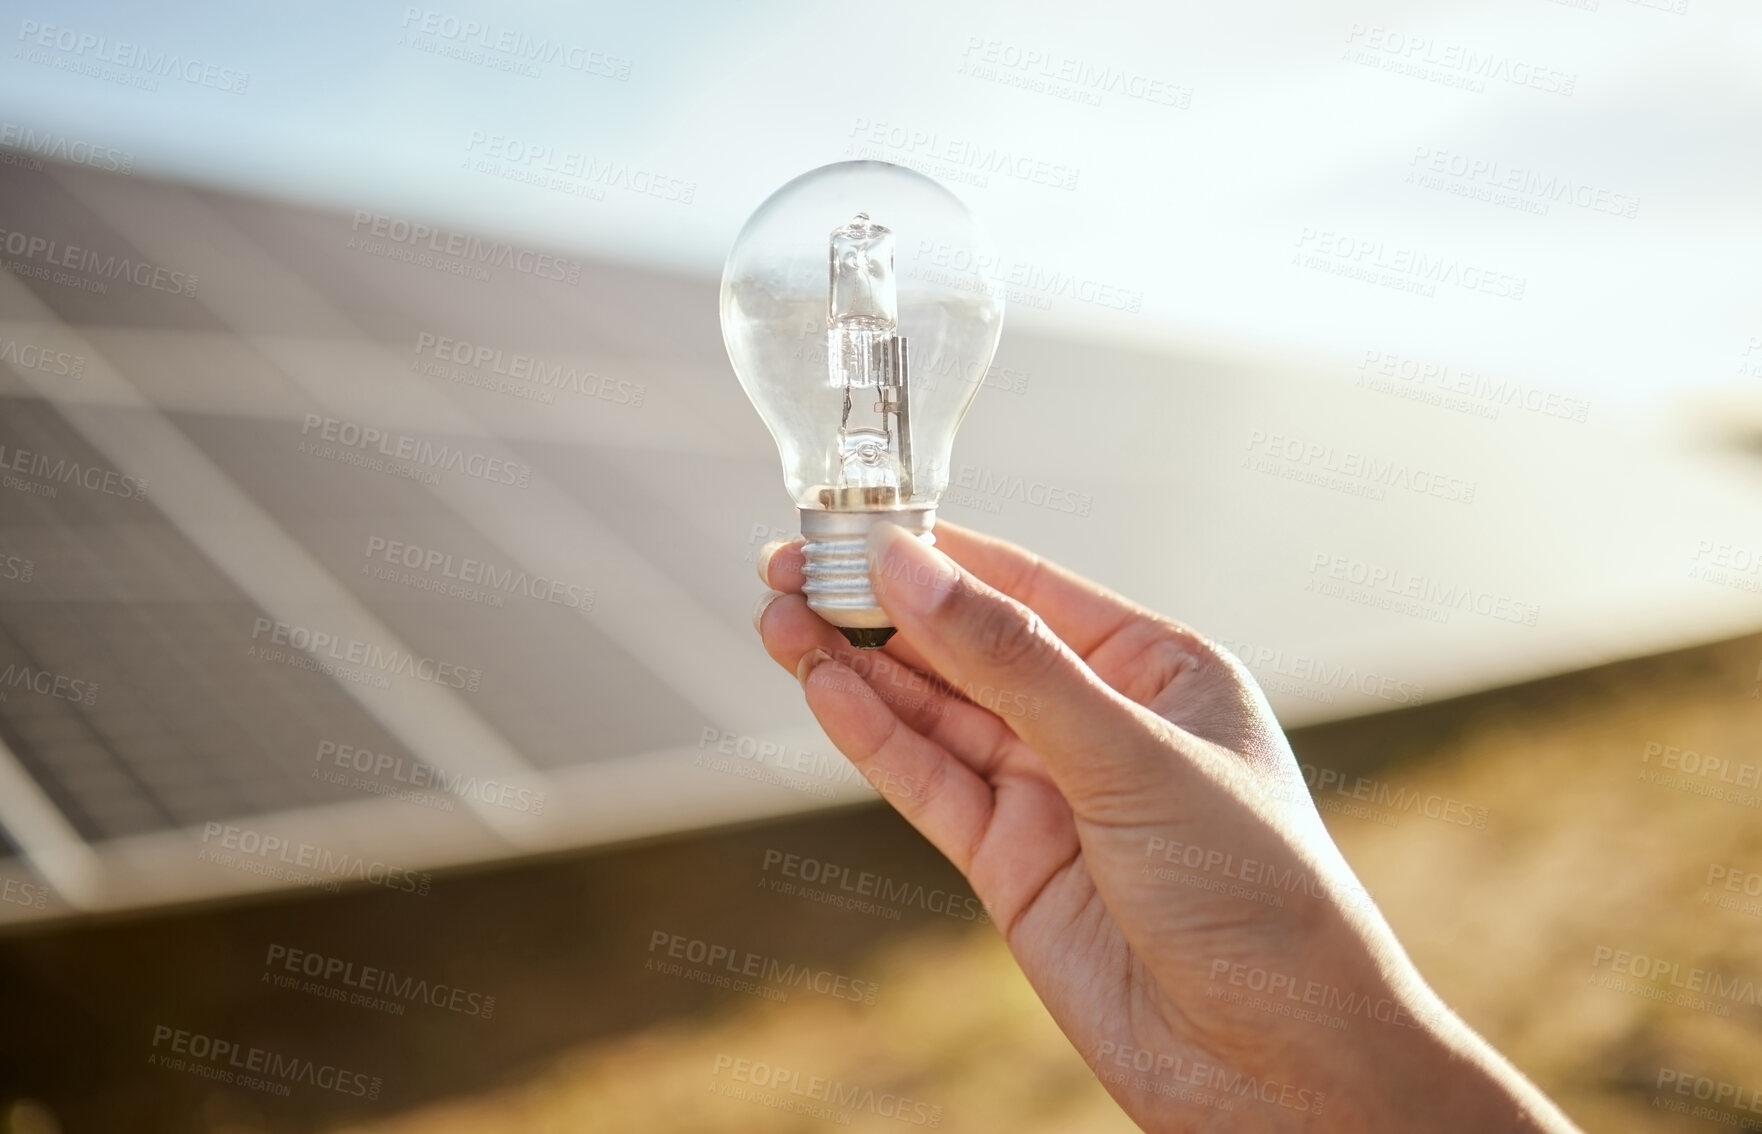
1,0,1760,1130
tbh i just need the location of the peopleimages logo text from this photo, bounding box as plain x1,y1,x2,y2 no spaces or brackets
200,823,432,895
250,618,483,692
0,227,195,295
1306,552,1540,626
0,443,147,501
265,943,496,1018
399,7,631,79
0,335,83,378
17,20,250,92
412,332,644,405
149,1026,379,1097
299,414,532,488
316,739,546,814
363,536,595,614
0,122,133,172
350,211,582,282
954,464,1093,515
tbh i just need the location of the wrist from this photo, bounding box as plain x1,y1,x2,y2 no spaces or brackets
1312,983,1579,1133
1227,902,1580,1134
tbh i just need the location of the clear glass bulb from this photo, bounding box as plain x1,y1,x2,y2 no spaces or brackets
721,160,1005,648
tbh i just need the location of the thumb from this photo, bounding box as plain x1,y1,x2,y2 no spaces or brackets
867,522,1192,817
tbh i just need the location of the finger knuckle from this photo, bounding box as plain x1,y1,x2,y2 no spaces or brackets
969,598,1054,675
1151,618,1231,677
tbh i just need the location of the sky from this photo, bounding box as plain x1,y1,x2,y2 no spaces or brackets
5,0,1761,410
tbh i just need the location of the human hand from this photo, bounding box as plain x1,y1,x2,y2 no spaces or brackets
753,520,1580,1132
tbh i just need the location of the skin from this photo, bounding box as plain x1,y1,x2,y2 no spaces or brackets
751,519,1582,1133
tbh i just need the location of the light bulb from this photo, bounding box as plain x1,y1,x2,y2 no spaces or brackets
721,160,1006,649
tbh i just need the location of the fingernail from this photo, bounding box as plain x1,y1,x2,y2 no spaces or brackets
867,522,952,619
752,590,783,633
755,540,787,587
796,647,831,687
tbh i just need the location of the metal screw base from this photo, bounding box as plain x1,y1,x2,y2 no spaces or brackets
799,505,935,644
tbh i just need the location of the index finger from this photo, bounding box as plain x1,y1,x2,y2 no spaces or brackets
922,521,1149,658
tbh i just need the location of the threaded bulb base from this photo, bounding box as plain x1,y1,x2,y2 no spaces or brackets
799,505,935,647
